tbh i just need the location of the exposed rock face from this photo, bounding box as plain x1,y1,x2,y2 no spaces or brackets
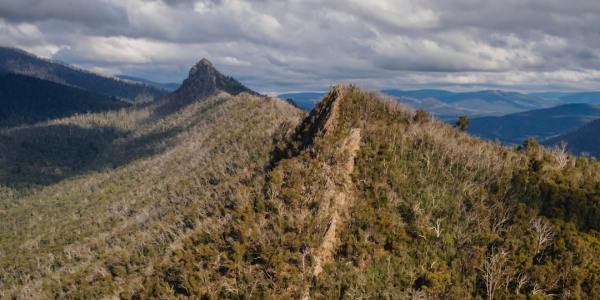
287,85,345,151
166,58,258,106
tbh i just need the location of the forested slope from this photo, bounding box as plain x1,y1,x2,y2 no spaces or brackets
0,91,302,299
1,80,599,299
546,119,600,158
0,73,127,127
0,47,166,102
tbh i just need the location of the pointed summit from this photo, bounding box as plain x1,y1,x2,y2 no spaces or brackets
156,58,259,114
198,57,213,66
164,58,258,110
188,58,215,78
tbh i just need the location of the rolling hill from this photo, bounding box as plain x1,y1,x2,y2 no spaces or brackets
0,73,128,127
1,61,599,299
553,92,600,104
383,89,557,119
468,103,600,144
0,47,167,102
546,118,600,158
281,89,558,118
117,75,180,92
530,91,600,104
278,92,326,110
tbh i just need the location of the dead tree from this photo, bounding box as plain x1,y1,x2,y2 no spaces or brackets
480,249,509,300
531,218,555,259
550,142,570,170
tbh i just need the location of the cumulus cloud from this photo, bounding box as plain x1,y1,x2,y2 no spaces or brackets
1,0,600,92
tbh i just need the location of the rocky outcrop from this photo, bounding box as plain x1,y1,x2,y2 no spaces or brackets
171,59,256,102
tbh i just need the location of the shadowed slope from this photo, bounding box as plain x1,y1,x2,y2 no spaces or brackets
0,47,166,102
546,118,600,158
468,103,600,144
0,73,128,127
0,58,260,189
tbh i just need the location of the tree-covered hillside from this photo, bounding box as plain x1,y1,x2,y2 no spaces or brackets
383,89,556,119
0,47,167,102
546,119,600,158
231,86,600,299
0,91,302,299
468,103,600,144
0,73,128,127
1,79,599,298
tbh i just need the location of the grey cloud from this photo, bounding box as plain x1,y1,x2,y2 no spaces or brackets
0,0,128,26
2,0,600,92
159,0,222,7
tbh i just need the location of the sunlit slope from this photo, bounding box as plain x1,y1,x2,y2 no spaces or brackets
290,87,600,299
0,93,302,299
1,84,599,299
135,86,600,299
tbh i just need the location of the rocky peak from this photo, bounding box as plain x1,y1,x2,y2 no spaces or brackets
188,58,216,78
167,58,258,106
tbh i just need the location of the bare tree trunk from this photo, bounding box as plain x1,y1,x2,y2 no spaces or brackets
480,249,508,300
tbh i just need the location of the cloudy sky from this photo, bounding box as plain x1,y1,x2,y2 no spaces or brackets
2,0,600,93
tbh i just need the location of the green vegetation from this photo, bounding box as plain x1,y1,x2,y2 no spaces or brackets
0,92,302,299
0,85,599,299
456,115,469,131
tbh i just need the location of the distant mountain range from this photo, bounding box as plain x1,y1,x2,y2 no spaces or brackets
530,91,600,104
117,75,180,92
281,89,600,158
281,89,600,117
382,89,562,119
278,92,325,111
468,103,600,144
282,89,562,118
2,46,599,158
0,47,167,102
545,119,600,158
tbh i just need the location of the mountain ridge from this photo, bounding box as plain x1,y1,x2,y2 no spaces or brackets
0,73,128,127
0,47,167,102
468,103,600,144
546,118,600,157
116,75,180,92
1,61,599,299
254,86,600,298
281,89,564,117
